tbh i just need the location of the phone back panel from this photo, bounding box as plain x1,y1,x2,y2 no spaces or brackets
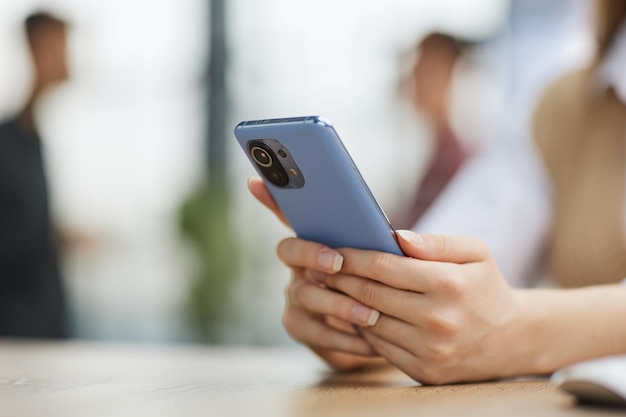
235,116,402,255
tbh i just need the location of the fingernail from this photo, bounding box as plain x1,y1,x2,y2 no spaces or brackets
352,304,380,327
397,230,424,248
318,249,343,272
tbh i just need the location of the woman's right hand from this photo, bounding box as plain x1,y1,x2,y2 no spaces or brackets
283,261,383,370
248,177,385,371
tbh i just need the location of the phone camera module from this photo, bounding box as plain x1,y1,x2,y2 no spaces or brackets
251,146,273,167
248,140,293,188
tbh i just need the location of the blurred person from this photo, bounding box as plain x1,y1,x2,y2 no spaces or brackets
247,0,626,385
394,33,475,229
0,12,70,338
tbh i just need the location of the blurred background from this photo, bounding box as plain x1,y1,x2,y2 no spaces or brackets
0,0,593,345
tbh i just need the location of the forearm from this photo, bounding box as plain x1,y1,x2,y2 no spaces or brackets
511,284,626,376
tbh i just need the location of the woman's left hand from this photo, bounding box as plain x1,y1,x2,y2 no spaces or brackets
294,230,523,385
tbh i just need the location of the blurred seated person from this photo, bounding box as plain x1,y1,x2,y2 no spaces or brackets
248,0,626,384
0,12,70,338
394,33,475,230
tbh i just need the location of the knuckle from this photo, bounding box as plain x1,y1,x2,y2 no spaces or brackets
427,342,456,365
310,325,333,349
358,282,380,307
276,237,296,264
277,237,325,269
285,279,300,303
285,279,314,309
291,282,309,306
369,252,393,275
426,310,461,336
436,270,467,299
282,309,298,335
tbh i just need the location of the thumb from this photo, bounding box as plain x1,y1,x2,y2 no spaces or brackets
396,230,489,264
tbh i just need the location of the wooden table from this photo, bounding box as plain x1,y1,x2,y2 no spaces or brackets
0,341,622,416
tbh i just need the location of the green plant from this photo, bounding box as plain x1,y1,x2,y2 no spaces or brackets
179,181,239,342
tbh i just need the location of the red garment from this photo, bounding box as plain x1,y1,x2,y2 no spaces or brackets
396,127,472,230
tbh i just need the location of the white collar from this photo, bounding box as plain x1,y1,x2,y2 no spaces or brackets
599,21,626,103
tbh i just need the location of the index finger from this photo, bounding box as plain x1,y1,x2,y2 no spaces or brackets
337,247,442,293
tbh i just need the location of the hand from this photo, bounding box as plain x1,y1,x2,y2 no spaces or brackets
282,260,383,370
331,231,522,384
248,177,386,371
278,231,522,384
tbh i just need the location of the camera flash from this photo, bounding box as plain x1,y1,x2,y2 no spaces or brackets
289,168,298,176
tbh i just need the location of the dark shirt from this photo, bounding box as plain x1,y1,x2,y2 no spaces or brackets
0,118,66,338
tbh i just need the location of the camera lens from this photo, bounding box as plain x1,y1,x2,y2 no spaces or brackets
251,146,272,167
267,168,288,186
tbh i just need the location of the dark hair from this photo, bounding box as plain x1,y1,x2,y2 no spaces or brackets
24,11,67,42
418,32,476,57
595,0,626,57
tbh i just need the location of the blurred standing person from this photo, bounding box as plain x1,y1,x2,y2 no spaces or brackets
0,12,70,338
394,33,475,229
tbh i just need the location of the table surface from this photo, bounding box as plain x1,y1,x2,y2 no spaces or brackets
0,340,623,417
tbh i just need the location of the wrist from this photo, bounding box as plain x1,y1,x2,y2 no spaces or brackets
486,288,573,378
507,285,626,376
507,289,560,375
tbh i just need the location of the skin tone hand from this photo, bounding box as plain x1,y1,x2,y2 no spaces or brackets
277,230,521,384
249,175,527,380
249,176,497,376
295,232,520,384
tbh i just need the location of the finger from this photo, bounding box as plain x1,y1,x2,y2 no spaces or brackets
278,237,344,274
363,313,428,358
323,273,425,323
337,247,448,293
324,273,465,340
325,316,359,335
396,230,489,264
284,308,376,356
302,267,327,286
247,176,291,227
311,347,382,370
360,329,427,383
289,278,380,327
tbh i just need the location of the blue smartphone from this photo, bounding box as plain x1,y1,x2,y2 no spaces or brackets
234,115,402,255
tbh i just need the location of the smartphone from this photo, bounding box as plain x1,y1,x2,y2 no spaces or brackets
234,115,402,256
